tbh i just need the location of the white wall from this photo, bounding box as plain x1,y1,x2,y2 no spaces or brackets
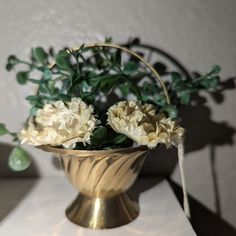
0,0,235,228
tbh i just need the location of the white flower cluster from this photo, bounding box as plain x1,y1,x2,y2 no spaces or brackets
107,101,184,148
19,98,184,150
19,98,97,149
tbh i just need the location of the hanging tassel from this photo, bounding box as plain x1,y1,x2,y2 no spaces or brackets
177,140,191,218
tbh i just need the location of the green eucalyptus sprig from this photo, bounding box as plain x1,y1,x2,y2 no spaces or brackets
6,44,146,114
169,65,221,106
0,123,31,171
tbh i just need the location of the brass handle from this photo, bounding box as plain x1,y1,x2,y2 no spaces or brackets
51,43,171,105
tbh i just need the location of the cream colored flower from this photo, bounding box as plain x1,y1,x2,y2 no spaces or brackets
19,98,97,149
107,101,145,139
107,101,184,148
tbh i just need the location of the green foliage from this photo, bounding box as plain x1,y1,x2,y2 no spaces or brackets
111,50,121,66
123,61,138,75
32,47,48,65
4,40,222,154
195,65,221,89
160,105,178,119
43,68,52,80
118,83,130,96
55,50,73,72
211,65,221,74
90,127,107,148
74,127,132,150
0,123,9,136
58,94,71,102
179,91,190,105
16,71,29,85
0,124,27,170
8,146,31,171
6,55,19,71
113,134,128,144
0,123,18,141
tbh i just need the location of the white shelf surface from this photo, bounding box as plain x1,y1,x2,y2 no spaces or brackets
0,177,196,236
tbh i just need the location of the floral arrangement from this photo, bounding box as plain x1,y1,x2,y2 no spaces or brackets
0,39,221,171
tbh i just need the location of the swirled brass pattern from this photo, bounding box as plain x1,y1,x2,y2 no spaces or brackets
39,145,149,229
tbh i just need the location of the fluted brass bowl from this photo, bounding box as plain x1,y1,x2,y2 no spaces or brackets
39,145,149,229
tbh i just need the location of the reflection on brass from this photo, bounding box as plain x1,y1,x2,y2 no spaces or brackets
39,145,148,229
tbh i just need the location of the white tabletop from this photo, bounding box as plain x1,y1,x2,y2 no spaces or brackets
0,177,196,236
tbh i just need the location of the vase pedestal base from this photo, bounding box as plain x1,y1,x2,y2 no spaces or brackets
66,192,139,229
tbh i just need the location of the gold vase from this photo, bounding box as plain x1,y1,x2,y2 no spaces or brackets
39,145,148,229
35,43,170,229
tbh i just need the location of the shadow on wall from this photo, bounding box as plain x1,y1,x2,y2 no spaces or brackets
0,178,38,223
124,38,236,234
125,38,236,176
169,180,236,236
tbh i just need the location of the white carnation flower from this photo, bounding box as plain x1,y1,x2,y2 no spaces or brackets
19,98,97,149
107,101,184,148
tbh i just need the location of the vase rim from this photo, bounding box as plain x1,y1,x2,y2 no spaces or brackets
37,145,149,156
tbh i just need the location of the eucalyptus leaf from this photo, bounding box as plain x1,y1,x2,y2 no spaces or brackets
209,77,220,88
43,68,52,80
210,65,221,74
142,81,155,95
90,127,107,146
90,74,120,93
8,146,31,171
199,76,220,89
129,83,141,99
160,105,178,119
6,55,19,71
61,79,72,93
141,94,149,102
47,80,57,94
80,81,90,92
118,83,130,96
179,91,190,105
32,47,48,64
0,123,9,136
49,47,55,57
30,106,38,116
58,94,71,102
100,79,116,93
28,79,40,84
6,63,14,71
88,76,100,87
16,71,28,85
153,94,167,106
113,134,127,144
25,95,45,107
171,72,183,83
111,50,121,66
105,37,113,43
12,136,19,142
7,55,19,64
26,95,39,101
123,61,138,76
55,50,73,72
39,81,49,94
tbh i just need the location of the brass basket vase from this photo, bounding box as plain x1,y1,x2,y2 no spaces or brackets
39,145,148,229
38,43,170,229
